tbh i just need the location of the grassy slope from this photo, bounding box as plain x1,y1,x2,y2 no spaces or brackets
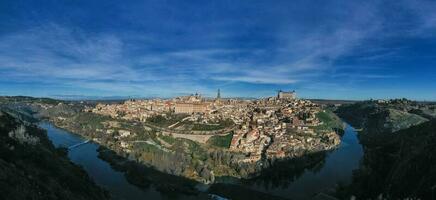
386,108,428,132
315,109,345,134
207,132,234,148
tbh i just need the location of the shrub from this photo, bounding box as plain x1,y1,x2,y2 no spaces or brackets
8,125,40,145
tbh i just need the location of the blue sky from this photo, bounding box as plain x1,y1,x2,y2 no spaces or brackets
1,0,436,100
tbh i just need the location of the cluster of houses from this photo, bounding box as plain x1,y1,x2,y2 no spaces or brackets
88,93,213,122
227,98,340,162
87,90,341,162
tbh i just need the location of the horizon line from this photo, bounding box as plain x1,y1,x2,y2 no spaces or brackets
2,94,436,103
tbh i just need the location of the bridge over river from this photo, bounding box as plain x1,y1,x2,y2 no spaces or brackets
67,139,91,150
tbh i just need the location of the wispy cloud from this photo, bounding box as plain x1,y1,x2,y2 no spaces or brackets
0,0,435,99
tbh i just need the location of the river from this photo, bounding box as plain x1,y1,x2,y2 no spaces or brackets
40,122,363,200
39,122,198,200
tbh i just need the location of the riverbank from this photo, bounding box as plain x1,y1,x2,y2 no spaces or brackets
96,146,206,197
97,144,304,200
40,122,211,200
43,119,362,200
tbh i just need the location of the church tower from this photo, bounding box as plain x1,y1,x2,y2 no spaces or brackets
217,89,221,99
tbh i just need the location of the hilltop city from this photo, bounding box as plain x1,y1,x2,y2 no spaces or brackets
83,90,341,164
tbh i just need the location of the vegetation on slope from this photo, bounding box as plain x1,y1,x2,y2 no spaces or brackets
207,132,234,148
315,109,345,134
146,113,188,127
335,100,436,199
385,108,428,132
0,110,109,200
336,100,429,134
337,119,436,199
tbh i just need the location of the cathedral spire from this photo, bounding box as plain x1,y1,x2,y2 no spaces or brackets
217,89,221,99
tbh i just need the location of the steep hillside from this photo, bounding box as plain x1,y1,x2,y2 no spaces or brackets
337,119,436,199
336,100,429,134
0,110,109,200
335,100,436,199
386,108,428,132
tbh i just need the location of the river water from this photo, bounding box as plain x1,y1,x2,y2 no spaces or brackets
40,122,363,200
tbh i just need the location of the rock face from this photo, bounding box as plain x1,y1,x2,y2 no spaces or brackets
0,110,109,200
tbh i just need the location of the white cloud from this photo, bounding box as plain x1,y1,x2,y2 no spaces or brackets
212,76,298,84
0,0,434,98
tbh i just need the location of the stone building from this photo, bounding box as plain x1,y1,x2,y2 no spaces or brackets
174,102,209,114
278,90,297,99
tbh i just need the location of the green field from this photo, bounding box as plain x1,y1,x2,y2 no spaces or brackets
207,132,234,148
